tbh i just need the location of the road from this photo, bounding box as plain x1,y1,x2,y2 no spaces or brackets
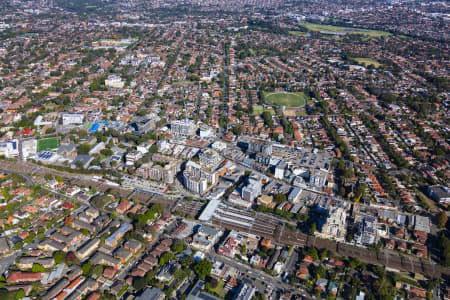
207,249,310,298
0,251,21,277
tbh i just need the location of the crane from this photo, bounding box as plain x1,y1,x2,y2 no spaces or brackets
353,193,362,219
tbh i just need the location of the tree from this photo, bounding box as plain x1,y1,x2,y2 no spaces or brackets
174,268,189,280
314,289,321,298
309,222,317,235
14,242,23,251
181,256,194,267
193,259,212,280
92,265,104,278
15,289,25,299
77,143,92,155
262,111,274,128
82,261,92,276
133,276,146,291
273,193,287,204
310,264,326,279
159,252,175,266
53,251,66,264
24,231,35,244
348,257,361,269
307,247,319,261
438,233,450,267
2,187,10,201
171,240,184,253
320,249,328,262
373,275,395,299
437,211,448,229
253,292,266,300
164,287,174,297
148,144,158,154
65,252,80,266
32,263,45,272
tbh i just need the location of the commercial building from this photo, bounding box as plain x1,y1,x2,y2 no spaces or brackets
0,140,19,158
354,216,378,245
183,160,218,194
125,150,143,166
288,187,302,203
274,162,287,179
62,113,84,126
248,139,272,155
412,215,431,234
57,144,77,160
427,185,450,204
233,283,256,300
255,152,270,166
170,119,196,136
211,141,227,152
199,125,215,138
199,149,222,167
130,118,156,135
105,75,125,89
191,225,220,251
310,169,327,187
242,176,262,202
183,170,208,194
20,139,37,160
136,161,178,184
34,115,52,126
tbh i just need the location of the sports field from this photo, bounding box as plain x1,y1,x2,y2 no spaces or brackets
300,22,391,38
289,31,305,36
263,92,307,107
37,137,60,152
351,57,382,68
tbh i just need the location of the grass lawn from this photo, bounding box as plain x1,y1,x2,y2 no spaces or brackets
171,80,196,86
252,105,274,116
289,31,305,36
300,22,391,38
351,57,382,68
264,92,307,107
206,280,225,298
37,137,60,152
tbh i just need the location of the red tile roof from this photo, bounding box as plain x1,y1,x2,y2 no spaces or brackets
7,271,42,283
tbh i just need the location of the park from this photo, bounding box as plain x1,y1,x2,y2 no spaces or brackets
263,92,307,107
